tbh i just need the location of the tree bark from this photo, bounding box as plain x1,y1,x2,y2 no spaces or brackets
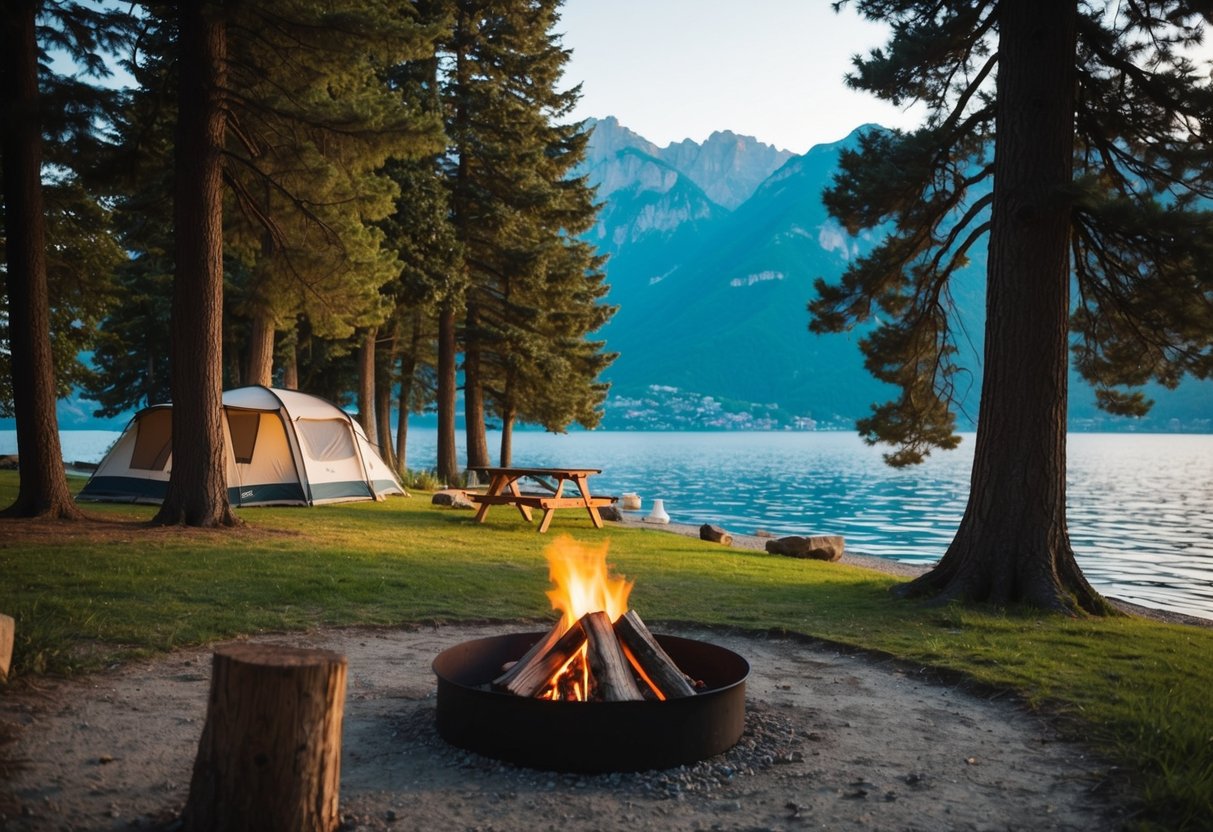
153,0,237,528
436,300,459,485
394,321,420,474
463,303,490,473
894,0,1107,614
356,327,376,440
280,324,299,389
0,0,83,520
245,309,276,387
375,330,397,471
0,612,14,679
183,643,347,832
499,410,515,468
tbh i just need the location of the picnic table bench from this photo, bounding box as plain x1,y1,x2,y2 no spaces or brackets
467,467,616,533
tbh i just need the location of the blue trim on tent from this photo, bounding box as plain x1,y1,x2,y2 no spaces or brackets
229,483,307,506
78,476,167,503
309,481,374,501
372,478,404,495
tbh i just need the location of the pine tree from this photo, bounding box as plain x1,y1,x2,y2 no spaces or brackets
220,0,444,387
443,0,614,469
812,0,1213,612
153,0,235,527
1,0,132,519
380,1,465,483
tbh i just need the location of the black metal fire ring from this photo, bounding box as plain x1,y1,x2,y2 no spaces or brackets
432,630,749,773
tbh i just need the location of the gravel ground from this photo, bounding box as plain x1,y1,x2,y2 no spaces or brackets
1,623,1131,831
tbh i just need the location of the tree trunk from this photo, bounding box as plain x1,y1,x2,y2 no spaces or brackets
245,309,276,387
463,303,490,473
894,0,1107,614
357,328,376,440
436,300,459,485
280,325,299,389
153,0,237,528
500,410,515,468
183,643,347,832
375,331,397,471
0,0,83,520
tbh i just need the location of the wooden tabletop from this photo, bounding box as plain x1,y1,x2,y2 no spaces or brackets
477,467,602,478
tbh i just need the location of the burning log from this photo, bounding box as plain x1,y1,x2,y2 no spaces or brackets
493,621,563,690
494,620,587,698
582,611,644,702
614,610,698,699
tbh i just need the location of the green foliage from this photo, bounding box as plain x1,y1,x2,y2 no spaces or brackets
442,0,617,443
1,469,1212,827
815,0,1213,463
404,468,444,491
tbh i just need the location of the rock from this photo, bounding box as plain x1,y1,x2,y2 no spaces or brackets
599,505,623,522
699,524,733,545
764,535,845,561
431,489,475,509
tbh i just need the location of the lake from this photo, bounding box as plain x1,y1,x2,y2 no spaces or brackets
4,429,1211,622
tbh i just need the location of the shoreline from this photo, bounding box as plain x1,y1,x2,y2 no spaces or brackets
615,512,1213,628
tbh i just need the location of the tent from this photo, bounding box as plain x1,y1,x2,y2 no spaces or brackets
78,386,406,506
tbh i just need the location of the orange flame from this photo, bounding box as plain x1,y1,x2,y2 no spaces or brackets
544,535,633,633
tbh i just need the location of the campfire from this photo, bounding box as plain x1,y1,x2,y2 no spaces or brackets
493,536,701,703
432,536,750,772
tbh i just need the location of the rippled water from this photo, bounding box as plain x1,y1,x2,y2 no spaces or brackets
5,429,1211,620
409,430,1213,621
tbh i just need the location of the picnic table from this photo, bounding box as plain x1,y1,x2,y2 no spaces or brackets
467,467,616,533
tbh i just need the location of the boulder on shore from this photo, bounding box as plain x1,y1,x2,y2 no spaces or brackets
699,524,733,546
599,505,623,521
431,489,475,509
765,535,845,562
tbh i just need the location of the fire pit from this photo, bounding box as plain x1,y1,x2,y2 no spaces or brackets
433,630,748,772
431,536,750,773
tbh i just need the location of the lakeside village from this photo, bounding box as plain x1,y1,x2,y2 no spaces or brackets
601,385,830,431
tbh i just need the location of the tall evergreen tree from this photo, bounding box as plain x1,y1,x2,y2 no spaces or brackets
380,0,464,483
812,0,1213,611
1,0,131,519
153,0,235,527
220,0,443,388
443,0,614,470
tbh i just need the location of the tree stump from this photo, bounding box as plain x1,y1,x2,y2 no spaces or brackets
0,613,14,679
183,643,348,832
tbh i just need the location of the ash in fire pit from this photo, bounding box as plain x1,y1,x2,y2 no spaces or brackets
432,536,749,772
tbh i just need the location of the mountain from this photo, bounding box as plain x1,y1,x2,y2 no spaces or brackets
583,118,1212,432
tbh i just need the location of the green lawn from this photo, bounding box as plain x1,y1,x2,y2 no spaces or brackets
1,470,1211,830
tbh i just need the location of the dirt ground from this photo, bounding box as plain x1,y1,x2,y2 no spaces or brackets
0,621,1130,832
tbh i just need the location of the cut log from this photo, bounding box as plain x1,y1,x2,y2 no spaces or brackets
0,613,14,679
582,611,644,702
699,524,733,545
182,643,347,832
496,621,587,698
614,610,697,699
493,620,563,689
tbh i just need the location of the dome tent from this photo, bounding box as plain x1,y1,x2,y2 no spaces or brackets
78,386,405,506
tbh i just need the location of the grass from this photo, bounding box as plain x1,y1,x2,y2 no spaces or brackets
1,470,1212,829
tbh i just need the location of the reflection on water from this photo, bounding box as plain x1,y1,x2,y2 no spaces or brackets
410,430,1213,621
4,429,1210,621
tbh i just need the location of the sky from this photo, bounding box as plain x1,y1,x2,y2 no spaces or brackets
557,0,926,154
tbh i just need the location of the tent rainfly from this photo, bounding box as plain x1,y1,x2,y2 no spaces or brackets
78,386,406,506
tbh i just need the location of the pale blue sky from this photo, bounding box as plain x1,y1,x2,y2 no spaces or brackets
558,0,925,153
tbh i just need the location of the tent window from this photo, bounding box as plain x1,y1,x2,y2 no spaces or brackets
130,409,172,470
227,410,261,464
296,419,355,461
